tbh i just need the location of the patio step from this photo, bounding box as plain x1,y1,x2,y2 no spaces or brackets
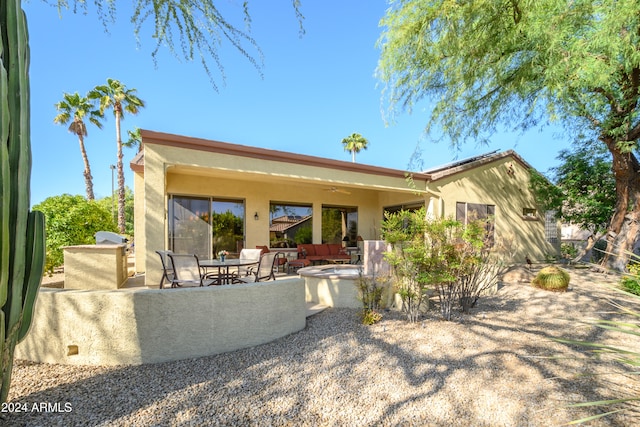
306,302,329,317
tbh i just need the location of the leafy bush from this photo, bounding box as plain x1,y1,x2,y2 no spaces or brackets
561,242,579,260
381,209,508,321
33,194,117,274
357,276,385,311
355,273,390,325
359,309,383,325
381,209,431,321
620,263,640,296
531,266,570,291
94,186,134,235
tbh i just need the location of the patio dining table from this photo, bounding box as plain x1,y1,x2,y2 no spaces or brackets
200,259,259,285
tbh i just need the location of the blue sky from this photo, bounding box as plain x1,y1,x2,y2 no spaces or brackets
24,0,571,206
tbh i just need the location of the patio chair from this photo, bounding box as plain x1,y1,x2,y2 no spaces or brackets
256,245,288,272
166,253,217,288
237,248,263,276
156,250,175,289
239,251,283,283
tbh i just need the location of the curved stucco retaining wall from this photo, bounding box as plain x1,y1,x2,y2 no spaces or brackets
16,278,305,365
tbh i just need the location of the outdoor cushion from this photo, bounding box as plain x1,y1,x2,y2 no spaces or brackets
314,244,330,256
327,244,343,255
298,244,316,257
288,258,310,271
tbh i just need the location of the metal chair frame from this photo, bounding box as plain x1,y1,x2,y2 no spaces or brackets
240,251,283,283
156,250,175,289
166,253,217,288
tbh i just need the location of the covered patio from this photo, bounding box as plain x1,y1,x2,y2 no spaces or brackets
132,130,436,287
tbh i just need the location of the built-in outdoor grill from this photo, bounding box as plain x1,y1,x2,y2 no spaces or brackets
95,231,128,245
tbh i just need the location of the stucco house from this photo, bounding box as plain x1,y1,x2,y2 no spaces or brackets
131,130,558,287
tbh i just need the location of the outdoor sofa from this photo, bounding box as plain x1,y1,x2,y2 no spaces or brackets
296,243,351,264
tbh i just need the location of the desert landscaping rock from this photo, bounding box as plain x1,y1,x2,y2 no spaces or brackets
4,267,640,426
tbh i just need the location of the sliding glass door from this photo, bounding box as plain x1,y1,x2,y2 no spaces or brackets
168,195,245,258
168,196,211,258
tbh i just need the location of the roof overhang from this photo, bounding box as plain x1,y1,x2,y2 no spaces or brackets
132,130,432,194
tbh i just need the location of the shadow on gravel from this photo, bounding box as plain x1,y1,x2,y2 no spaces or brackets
5,270,640,426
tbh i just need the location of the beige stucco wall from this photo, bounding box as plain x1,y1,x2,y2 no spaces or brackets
429,157,557,262
133,170,145,274
141,143,425,286
136,139,554,285
16,277,305,365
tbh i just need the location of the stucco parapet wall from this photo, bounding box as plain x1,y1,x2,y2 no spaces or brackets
134,130,431,191
16,278,306,365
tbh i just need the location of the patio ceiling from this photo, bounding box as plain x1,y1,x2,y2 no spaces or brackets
166,163,427,195
135,130,432,195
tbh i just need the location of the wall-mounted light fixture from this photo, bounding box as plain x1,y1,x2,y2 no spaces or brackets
254,212,259,221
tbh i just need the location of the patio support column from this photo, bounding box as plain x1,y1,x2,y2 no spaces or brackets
312,202,322,244
426,195,440,219
143,151,168,287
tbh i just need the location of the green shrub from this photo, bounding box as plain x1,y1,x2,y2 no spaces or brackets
359,309,383,325
355,274,389,325
561,242,578,260
620,263,640,296
95,186,134,235
33,194,117,274
532,266,570,291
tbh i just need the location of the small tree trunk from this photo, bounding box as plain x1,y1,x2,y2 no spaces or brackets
571,232,605,264
602,142,640,271
77,134,94,200
115,109,126,234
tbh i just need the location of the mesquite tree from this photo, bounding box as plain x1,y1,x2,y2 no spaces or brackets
0,0,46,403
378,0,640,271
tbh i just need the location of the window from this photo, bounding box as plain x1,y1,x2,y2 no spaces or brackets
269,202,312,247
211,198,245,255
522,208,537,219
456,202,495,246
168,195,245,258
168,196,211,258
322,206,358,246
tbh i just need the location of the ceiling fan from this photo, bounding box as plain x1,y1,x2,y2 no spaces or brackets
325,186,351,195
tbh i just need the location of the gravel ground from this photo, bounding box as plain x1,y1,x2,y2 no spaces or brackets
4,266,640,426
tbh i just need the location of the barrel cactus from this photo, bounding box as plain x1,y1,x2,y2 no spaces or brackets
1,0,46,403
532,266,570,292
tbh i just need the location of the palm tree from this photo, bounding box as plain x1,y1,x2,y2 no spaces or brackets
53,92,103,200
341,133,369,163
89,79,145,233
125,127,142,153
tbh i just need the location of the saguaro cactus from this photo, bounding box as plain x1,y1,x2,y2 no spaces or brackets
0,0,46,403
